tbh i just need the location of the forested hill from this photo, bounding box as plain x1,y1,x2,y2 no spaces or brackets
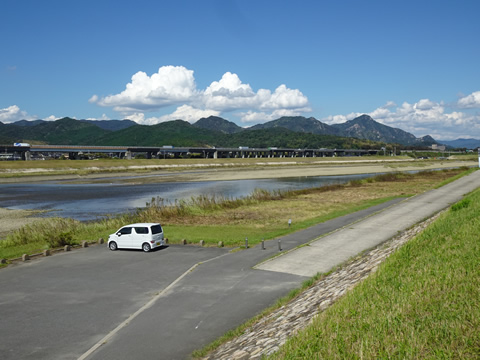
2,114,440,149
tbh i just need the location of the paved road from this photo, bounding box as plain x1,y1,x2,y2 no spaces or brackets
0,171,478,359
256,170,480,276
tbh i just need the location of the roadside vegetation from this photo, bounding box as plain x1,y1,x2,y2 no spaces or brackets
0,167,473,262
268,187,480,359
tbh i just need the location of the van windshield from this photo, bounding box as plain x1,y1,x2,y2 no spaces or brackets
151,225,163,234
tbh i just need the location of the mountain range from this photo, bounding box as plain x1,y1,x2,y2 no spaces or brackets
0,114,472,149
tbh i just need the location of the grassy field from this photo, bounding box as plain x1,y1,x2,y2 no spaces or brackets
269,188,480,359
0,168,472,262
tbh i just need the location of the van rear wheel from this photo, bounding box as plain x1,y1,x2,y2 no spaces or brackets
142,243,151,252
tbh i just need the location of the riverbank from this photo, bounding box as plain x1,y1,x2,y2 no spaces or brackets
0,208,43,240
1,168,473,260
0,158,476,243
0,157,476,184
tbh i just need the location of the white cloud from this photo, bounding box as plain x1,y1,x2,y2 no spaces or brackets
128,106,221,125
321,112,360,125
124,112,146,124
88,95,98,104
0,105,34,123
91,66,310,125
0,105,60,123
91,65,198,113
86,114,110,121
43,115,61,121
202,75,310,115
457,91,480,108
260,85,310,110
240,108,310,123
323,98,480,140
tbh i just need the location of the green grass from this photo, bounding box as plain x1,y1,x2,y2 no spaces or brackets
163,196,398,246
269,189,480,359
0,168,471,261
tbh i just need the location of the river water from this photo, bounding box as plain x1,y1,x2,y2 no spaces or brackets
0,173,375,221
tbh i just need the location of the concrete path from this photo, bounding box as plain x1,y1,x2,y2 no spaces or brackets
256,170,480,277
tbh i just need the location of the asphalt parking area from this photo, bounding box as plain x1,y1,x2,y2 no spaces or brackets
0,244,228,360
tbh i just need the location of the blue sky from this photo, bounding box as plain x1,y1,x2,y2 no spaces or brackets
1,0,479,140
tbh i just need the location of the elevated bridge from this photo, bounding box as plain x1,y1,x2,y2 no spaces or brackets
1,144,380,160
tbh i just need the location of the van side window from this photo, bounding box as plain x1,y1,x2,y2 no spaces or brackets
134,227,149,234
119,227,132,235
151,225,163,234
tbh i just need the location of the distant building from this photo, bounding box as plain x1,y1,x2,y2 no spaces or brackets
431,144,446,151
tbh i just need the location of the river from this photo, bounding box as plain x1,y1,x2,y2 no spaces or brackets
0,173,375,221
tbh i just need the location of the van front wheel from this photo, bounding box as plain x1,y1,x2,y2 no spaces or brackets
142,243,151,252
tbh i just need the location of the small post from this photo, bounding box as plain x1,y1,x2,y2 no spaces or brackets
43,249,50,257
245,237,248,249
200,240,205,247
261,238,265,250
288,219,292,228
98,238,104,244
278,240,282,251
22,254,30,261
82,241,88,248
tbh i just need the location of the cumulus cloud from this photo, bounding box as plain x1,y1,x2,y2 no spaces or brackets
91,66,197,113
91,66,310,125
457,91,480,108
0,105,34,123
128,105,221,125
323,97,480,140
86,114,110,121
321,112,360,125
43,115,61,121
240,108,310,123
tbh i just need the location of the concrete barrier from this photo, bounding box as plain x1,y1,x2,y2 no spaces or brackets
82,241,88,248
64,245,71,251
218,241,224,247
98,238,104,244
200,240,205,247
43,249,51,256
181,239,187,245
22,254,30,261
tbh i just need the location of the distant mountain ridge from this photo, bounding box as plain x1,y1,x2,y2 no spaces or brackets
329,115,436,146
439,138,480,149
193,116,243,134
250,116,338,136
2,114,448,148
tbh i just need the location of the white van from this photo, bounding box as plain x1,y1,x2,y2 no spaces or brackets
108,223,165,252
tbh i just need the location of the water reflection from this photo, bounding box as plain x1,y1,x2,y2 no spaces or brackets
0,174,373,221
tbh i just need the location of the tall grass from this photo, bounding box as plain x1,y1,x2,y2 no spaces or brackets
270,188,480,359
0,168,471,261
